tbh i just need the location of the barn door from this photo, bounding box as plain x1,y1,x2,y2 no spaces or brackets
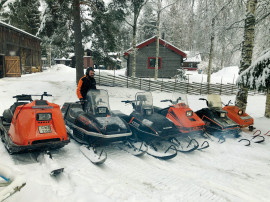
4,56,21,77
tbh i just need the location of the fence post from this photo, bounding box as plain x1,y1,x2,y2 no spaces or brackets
174,78,176,91
127,76,129,88
99,68,100,85
161,78,163,92
186,78,189,94
113,69,115,87
200,76,203,95
149,76,151,91
220,77,223,95
140,78,142,90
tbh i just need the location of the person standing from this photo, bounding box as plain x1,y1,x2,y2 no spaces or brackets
76,67,96,101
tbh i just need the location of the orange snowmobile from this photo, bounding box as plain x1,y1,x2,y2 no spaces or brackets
154,94,209,150
0,92,69,154
155,94,205,135
223,100,254,131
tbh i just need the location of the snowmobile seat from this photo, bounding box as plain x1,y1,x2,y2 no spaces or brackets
3,102,28,123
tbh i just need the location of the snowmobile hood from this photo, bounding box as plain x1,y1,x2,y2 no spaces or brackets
76,113,131,135
130,112,180,137
199,108,239,129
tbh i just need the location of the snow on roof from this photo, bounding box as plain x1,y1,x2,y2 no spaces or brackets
55,57,71,61
124,36,186,58
0,20,41,40
184,51,202,63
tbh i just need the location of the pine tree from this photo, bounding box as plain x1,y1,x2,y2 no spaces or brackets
3,0,41,35
237,49,270,117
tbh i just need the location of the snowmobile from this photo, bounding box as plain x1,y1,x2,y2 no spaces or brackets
61,89,147,164
153,93,209,150
0,92,70,154
119,92,200,160
195,94,260,145
223,100,255,131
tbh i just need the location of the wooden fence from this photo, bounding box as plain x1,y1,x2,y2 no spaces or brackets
96,73,265,96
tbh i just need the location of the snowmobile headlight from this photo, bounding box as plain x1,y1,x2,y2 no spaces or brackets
37,113,52,121
220,112,226,118
186,111,193,117
238,110,243,115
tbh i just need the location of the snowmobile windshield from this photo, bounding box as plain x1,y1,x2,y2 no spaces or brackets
172,93,188,106
85,90,110,115
207,94,222,109
135,92,153,111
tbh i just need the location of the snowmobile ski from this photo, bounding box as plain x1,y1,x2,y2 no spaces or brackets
170,138,200,153
37,151,64,177
117,141,147,156
250,130,265,143
146,142,177,160
197,140,210,150
80,145,107,165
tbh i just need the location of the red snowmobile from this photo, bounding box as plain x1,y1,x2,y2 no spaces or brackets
157,94,205,135
223,100,254,131
154,94,209,150
0,92,69,154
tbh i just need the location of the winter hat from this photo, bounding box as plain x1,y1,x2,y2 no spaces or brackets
86,67,94,75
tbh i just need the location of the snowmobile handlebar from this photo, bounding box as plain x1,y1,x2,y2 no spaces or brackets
121,100,134,104
160,99,173,103
13,92,52,101
199,98,209,106
225,100,232,106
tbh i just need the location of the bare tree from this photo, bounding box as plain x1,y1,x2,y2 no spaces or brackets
125,0,148,77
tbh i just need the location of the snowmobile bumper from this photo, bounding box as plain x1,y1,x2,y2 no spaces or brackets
2,132,70,154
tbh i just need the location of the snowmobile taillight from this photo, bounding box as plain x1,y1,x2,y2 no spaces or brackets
238,110,243,115
186,111,193,117
220,112,226,118
37,113,52,121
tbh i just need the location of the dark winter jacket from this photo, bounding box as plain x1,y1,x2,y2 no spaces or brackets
76,75,97,100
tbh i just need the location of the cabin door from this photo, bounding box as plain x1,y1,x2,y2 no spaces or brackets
4,56,21,77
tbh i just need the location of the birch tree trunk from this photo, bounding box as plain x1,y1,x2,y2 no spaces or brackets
207,18,215,92
132,20,137,77
265,89,270,118
235,0,257,111
73,0,84,84
154,0,161,80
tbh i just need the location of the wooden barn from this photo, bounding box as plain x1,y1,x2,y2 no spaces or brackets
182,51,202,71
124,36,186,78
0,20,42,78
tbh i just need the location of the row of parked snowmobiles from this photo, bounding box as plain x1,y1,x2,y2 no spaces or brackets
0,90,266,165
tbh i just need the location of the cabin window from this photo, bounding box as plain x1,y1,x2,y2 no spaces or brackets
148,57,161,69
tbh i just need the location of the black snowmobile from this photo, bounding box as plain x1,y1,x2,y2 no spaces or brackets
196,94,251,145
119,92,200,160
61,89,147,164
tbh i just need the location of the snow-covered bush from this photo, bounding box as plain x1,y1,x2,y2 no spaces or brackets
176,68,187,82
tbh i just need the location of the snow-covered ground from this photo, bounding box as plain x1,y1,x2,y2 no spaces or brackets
0,65,269,202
